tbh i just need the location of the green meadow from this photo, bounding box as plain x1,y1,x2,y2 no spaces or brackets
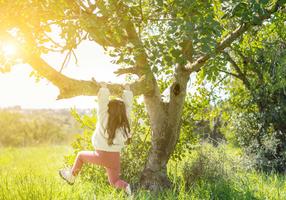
0,145,285,200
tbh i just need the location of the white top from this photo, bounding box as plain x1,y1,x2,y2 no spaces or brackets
91,87,133,152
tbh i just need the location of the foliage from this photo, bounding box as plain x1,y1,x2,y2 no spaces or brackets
223,13,286,172
232,111,285,172
0,0,279,82
190,9,286,173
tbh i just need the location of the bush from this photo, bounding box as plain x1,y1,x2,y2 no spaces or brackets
180,143,246,189
233,111,286,173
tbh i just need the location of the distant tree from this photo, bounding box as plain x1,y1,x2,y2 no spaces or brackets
0,0,284,190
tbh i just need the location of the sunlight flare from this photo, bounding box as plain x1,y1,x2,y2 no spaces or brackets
1,43,17,57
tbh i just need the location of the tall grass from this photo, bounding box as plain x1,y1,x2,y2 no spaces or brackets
168,144,286,200
0,145,285,199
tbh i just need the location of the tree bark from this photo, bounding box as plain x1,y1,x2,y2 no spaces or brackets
140,65,190,191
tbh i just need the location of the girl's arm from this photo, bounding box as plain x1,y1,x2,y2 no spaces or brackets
122,84,133,122
97,83,110,122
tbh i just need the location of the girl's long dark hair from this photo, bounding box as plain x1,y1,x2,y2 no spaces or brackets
106,99,130,145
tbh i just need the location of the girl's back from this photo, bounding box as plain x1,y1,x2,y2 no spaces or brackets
92,86,133,152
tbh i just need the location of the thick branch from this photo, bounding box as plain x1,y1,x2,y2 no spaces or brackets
186,23,249,73
181,40,194,63
26,55,149,99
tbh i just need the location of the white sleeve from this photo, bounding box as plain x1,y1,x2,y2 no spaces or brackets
122,89,133,123
97,87,110,123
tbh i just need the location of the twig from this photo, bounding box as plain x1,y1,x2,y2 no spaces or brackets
43,32,65,49
59,49,72,73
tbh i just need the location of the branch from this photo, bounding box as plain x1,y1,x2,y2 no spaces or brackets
114,67,142,76
185,0,284,73
209,75,228,95
181,40,194,63
59,49,72,73
186,23,249,73
231,47,263,82
114,1,163,100
43,32,65,50
217,68,240,79
26,55,149,99
223,52,251,90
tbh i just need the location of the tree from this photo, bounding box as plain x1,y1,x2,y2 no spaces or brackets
214,12,286,172
0,0,285,190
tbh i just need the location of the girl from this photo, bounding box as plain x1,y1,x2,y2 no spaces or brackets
59,83,133,195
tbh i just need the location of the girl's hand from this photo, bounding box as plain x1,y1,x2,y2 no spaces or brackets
124,83,130,90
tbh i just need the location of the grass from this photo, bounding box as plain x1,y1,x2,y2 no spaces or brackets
0,146,127,200
0,145,285,200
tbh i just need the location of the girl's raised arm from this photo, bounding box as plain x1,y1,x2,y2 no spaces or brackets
97,83,110,122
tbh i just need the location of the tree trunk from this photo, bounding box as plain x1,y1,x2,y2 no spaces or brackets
140,66,190,191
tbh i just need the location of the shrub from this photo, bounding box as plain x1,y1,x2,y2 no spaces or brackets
180,143,245,189
233,111,286,173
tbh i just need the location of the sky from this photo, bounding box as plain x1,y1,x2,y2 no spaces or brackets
0,40,125,109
